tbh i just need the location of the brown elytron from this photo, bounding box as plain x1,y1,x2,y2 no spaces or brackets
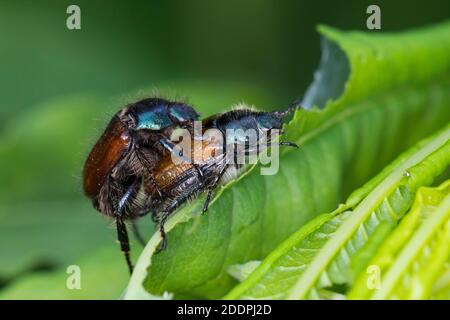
83,116,130,198
147,138,219,196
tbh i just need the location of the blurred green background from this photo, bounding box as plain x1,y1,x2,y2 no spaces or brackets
0,0,449,299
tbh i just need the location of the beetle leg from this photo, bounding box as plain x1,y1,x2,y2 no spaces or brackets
155,214,169,253
115,177,143,273
115,218,133,274
278,141,299,148
134,148,164,198
147,176,164,198
202,190,214,214
118,176,141,213
193,164,204,180
154,190,198,253
202,164,228,214
159,138,190,162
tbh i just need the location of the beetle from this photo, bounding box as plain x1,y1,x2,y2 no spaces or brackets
144,105,299,252
83,97,199,273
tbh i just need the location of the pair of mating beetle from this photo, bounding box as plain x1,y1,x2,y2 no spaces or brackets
83,97,298,273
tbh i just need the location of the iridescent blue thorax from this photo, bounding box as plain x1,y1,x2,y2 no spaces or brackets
124,98,200,131
135,104,172,130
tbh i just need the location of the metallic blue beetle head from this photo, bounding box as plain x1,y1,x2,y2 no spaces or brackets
121,98,200,131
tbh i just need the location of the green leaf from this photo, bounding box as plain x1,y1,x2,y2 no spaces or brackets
227,261,262,283
431,261,450,300
224,127,450,299
224,211,346,299
349,180,450,299
125,22,450,299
